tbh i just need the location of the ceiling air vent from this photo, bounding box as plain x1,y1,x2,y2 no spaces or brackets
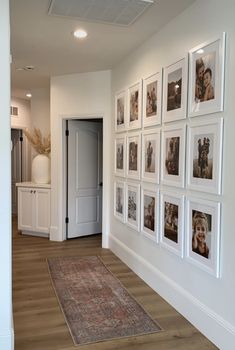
48,0,154,26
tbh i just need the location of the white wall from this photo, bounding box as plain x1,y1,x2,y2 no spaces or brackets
11,96,31,129
31,87,50,135
50,70,111,246
11,97,31,181
0,1,13,349
110,0,235,348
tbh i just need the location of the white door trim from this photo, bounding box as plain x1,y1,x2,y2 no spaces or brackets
50,112,110,248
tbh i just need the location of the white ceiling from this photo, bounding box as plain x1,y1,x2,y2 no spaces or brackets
10,0,196,98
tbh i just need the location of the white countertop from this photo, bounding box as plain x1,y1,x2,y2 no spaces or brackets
16,182,51,189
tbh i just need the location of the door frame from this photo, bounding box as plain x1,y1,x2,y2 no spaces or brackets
61,115,108,246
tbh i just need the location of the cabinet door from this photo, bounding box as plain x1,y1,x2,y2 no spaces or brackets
18,188,34,230
34,189,50,233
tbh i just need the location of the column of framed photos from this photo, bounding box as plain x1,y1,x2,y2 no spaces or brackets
114,32,226,278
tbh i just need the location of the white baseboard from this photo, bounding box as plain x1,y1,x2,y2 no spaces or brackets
109,234,235,350
49,226,61,241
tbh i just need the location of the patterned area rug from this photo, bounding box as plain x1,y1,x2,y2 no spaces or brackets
47,256,161,346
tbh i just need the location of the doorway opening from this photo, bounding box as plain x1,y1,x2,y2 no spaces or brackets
11,128,24,215
65,118,103,239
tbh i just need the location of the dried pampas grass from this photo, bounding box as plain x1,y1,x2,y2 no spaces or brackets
24,128,51,155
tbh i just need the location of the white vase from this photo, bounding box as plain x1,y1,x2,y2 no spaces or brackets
32,154,50,184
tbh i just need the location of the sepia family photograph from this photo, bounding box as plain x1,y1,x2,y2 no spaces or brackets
160,193,184,257
129,141,138,171
146,80,157,117
167,68,182,112
116,186,124,215
129,88,139,122
116,95,125,125
164,201,178,243
195,52,216,103
193,133,213,179
143,194,155,232
191,210,211,260
165,136,180,176
116,142,124,171
114,181,125,223
126,183,140,231
186,198,221,277
188,34,225,117
145,139,155,173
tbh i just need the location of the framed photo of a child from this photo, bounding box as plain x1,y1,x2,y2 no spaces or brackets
114,180,126,223
127,80,142,130
162,57,188,123
143,72,162,127
141,129,161,183
127,132,141,180
115,89,126,132
161,123,186,188
141,186,159,242
114,135,126,177
188,33,226,117
126,182,140,232
186,197,221,278
187,118,223,194
160,192,184,257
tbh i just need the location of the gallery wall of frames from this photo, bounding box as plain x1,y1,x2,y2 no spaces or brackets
113,32,225,278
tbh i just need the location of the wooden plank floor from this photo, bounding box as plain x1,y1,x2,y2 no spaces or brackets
12,217,217,350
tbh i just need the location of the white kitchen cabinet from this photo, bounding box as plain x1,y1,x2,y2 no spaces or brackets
16,182,51,238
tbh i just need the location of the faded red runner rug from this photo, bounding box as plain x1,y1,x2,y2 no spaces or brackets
47,256,161,346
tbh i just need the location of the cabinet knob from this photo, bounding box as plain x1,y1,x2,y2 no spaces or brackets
34,190,36,194
30,190,33,193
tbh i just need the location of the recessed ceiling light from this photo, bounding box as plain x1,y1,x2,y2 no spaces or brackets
73,29,87,39
26,93,32,98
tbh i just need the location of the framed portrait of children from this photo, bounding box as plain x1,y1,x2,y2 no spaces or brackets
126,182,140,232
162,57,188,123
188,33,226,117
141,129,160,184
161,123,186,188
187,117,223,194
160,191,184,257
186,197,221,278
127,132,141,180
115,89,126,132
127,80,142,130
141,185,159,242
114,135,126,177
114,180,126,223
143,71,162,127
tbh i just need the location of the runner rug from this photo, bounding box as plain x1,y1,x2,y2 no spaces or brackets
47,255,161,346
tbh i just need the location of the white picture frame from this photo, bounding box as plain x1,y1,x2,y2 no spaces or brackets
127,80,142,130
162,57,188,123
127,132,141,180
141,129,161,184
115,89,126,132
161,123,186,188
114,180,126,223
188,33,226,117
160,191,184,257
187,117,223,194
186,196,221,278
126,182,140,232
114,134,126,177
141,185,159,242
143,71,162,127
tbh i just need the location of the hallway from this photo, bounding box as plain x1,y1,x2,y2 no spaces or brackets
12,217,217,350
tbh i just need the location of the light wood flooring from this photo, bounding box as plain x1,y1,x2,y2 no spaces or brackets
12,218,218,350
